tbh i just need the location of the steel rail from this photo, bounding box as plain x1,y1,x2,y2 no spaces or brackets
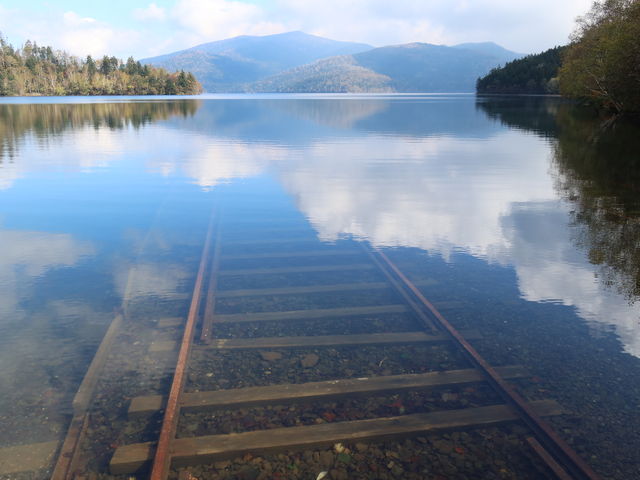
360,244,439,332
200,218,222,344
149,211,217,480
371,247,601,480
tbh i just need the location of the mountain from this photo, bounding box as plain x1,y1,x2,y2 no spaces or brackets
141,31,372,92
143,32,522,93
476,46,566,94
251,56,393,93
453,42,523,65
251,42,522,93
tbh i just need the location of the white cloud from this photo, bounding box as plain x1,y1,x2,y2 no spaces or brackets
149,0,589,57
59,29,116,58
0,0,595,59
273,0,452,46
58,11,140,58
133,3,167,22
171,0,285,40
271,0,592,51
0,8,140,58
62,11,97,26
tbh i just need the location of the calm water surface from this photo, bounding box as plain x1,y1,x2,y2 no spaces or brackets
0,95,639,479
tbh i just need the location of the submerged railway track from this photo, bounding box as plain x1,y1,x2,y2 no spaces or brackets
2,212,602,480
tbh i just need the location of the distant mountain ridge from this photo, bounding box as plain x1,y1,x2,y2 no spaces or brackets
452,42,523,65
142,32,522,93
141,31,373,92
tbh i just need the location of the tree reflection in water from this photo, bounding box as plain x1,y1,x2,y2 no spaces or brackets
553,108,640,302
478,96,640,303
0,100,201,161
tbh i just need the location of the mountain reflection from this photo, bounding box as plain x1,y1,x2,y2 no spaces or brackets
0,100,201,161
161,96,504,144
270,98,387,129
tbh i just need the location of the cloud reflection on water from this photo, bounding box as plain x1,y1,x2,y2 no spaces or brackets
1,96,638,356
0,227,94,318
147,97,640,355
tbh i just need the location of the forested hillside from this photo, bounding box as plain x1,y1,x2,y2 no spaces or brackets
476,46,566,94
251,56,393,93
250,42,521,93
0,37,202,96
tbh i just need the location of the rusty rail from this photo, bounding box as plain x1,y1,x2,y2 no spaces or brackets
371,247,601,480
50,413,89,480
102,225,601,479
527,436,573,480
149,212,217,480
360,244,438,332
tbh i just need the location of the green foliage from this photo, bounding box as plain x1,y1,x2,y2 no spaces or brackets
476,46,566,94
0,35,202,97
559,0,640,113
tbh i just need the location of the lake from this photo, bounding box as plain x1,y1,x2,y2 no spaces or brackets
0,94,638,479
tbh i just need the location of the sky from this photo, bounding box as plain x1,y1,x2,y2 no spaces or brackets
0,0,594,59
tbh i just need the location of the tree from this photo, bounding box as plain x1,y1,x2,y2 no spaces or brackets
22,40,33,57
164,76,177,95
99,55,112,75
99,55,119,76
559,0,640,113
125,56,139,75
0,35,202,96
86,55,97,79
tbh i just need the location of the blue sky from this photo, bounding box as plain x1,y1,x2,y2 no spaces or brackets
0,0,593,59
